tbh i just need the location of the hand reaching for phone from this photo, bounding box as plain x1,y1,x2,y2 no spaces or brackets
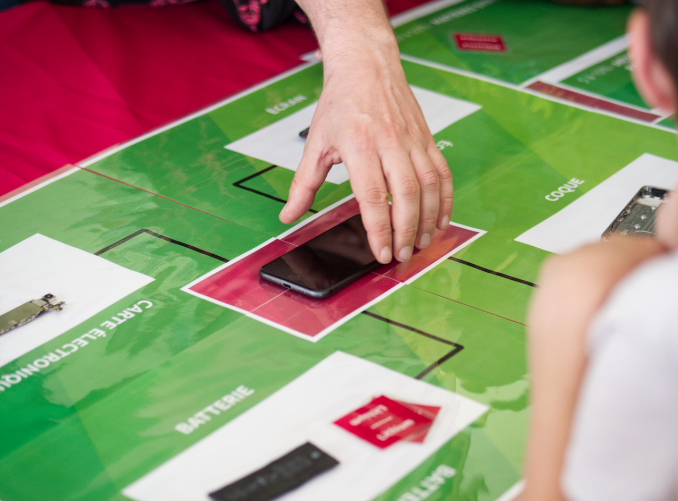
280,0,453,264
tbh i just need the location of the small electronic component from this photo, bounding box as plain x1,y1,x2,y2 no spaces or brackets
299,127,310,139
602,186,669,239
0,294,65,336
209,442,338,501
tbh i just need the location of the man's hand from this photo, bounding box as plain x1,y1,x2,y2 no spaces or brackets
280,0,453,264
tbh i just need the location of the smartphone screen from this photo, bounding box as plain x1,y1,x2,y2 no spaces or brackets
259,214,380,299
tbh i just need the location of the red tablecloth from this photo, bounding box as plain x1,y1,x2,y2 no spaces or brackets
0,0,427,196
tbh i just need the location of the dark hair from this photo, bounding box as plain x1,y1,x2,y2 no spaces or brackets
646,0,678,86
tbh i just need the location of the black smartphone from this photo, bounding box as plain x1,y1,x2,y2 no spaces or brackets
259,214,380,299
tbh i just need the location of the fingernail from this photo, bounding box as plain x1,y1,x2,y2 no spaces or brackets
441,215,450,229
380,246,392,263
280,203,289,217
398,246,412,262
419,233,431,249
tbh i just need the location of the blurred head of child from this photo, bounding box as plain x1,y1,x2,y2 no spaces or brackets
631,0,678,245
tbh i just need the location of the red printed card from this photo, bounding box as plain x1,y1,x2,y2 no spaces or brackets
394,401,441,443
334,396,440,449
454,33,506,52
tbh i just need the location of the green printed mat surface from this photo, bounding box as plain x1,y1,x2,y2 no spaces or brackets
1,2,676,500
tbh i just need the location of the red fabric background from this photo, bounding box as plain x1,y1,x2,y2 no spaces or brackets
0,0,427,196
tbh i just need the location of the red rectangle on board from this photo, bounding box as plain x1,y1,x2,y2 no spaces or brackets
527,81,661,123
266,273,397,336
190,239,297,313
375,225,480,283
189,200,480,339
334,396,434,449
454,33,506,52
281,198,361,246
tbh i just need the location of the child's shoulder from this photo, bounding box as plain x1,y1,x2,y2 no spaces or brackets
563,246,678,501
589,245,678,353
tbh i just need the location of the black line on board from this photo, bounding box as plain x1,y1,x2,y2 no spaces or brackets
236,184,291,206
448,256,537,288
234,164,279,184
417,345,466,379
95,229,229,262
233,165,318,214
361,311,464,380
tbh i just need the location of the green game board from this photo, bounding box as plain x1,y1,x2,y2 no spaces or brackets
394,0,674,127
394,0,632,84
560,50,646,109
1,2,676,501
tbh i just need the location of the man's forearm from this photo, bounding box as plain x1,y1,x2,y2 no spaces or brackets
294,0,397,65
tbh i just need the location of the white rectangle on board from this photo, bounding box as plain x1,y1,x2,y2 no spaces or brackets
0,234,154,367
515,154,678,254
124,351,488,501
225,86,481,184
